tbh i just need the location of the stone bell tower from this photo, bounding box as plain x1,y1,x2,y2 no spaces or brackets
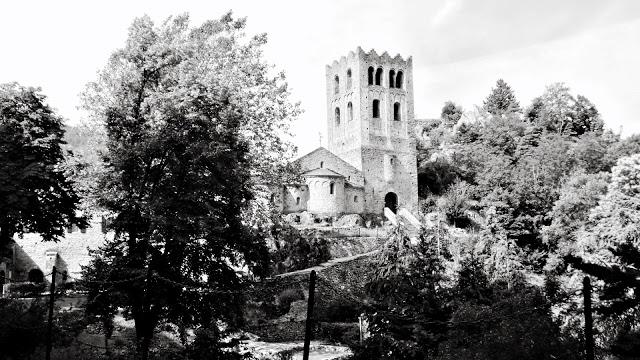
325,47,418,214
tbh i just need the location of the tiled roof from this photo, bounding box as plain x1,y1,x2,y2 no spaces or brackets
302,168,345,177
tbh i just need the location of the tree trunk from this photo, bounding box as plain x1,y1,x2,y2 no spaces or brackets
104,334,110,358
0,226,14,260
134,311,155,360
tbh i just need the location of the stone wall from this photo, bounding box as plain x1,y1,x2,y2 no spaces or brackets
283,184,309,213
11,219,110,283
306,176,345,216
344,185,365,214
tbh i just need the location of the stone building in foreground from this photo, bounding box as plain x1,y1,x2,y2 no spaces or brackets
274,48,419,216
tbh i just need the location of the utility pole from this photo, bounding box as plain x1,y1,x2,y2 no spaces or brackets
46,266,57,360
303,270,317,360
584,276,594,360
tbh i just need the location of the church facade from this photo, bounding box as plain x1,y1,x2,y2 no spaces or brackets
274,48,419,216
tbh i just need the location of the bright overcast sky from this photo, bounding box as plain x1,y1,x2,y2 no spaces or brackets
1,0,639,155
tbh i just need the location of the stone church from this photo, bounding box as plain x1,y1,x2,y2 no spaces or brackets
0,48,420,294
273,48,419,216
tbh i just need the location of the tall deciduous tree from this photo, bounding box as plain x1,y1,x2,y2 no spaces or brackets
0,83,85,250
81,13,299,359
483,79,521,116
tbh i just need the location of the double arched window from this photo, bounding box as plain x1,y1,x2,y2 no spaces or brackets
372,100,380,118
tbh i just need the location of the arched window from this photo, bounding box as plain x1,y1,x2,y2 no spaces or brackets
346,69,352,89
372,99,380,118
375,68,383,85
296,197,300,205
354,196,358,203
329,183,334,195
367,67,374,85
62,270,68,283
0,270,5,288
390,157,395,165
320,161,324,168
335,107,341,125
395,71,403,88
347,102,353,121
28,269,44,283
389,70,396,88
334,75,340,94
394,102,401,121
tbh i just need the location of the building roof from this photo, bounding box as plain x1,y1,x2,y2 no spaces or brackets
293,147,364,186
302,167,345,178
12,219,110,279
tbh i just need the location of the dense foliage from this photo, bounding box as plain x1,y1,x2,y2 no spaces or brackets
269,224,331,274
80,13,298,359
369,79,640,359
0,83,85,250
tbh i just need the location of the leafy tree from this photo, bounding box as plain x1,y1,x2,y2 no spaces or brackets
525,97,545,123
0,298,48,359
542,171,609,254
62,124,107,214
438,275,581,360
0,83,85,250
573,95,604,135
567,241,640,319
81,13,299,359
578,154,640,255
352,226,452,359
82,245,121,355
417,158,461,197
569,131,619,174
529,83,603,137
483,79,521,116
269,224,330,274
436,180,473,227
441,101,463,127
535,83,576,135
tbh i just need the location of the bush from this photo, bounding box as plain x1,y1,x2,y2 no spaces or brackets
7,282,47,297
277,288,305,313
436,180,473,228
271,227,331,274
318,322,360,345
0,298,48,358
317,300,361,323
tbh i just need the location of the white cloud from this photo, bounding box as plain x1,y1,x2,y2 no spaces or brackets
431,0,462,27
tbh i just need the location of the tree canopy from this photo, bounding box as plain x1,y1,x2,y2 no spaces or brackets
0,83,85,249
81,13,299,359
483,79,521,116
